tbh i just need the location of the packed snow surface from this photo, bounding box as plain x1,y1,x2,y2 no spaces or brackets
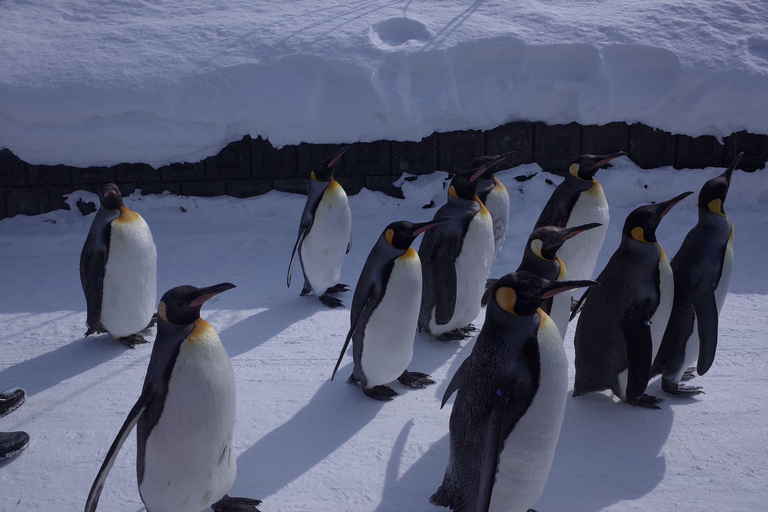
1,158,767,511
2,1,768,166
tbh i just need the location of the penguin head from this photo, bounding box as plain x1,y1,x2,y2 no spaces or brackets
623,191,694,244
98,183,124,210
527,223,602,261
567,152,627,181
698,152,743,217
482,271,599,317
448,162,493,200
382,218,450,250
470,151,515,180
310,146,349,182
158,283,236,325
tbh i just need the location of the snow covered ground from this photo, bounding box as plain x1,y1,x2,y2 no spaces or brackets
2,0,768,167
0,158,766,511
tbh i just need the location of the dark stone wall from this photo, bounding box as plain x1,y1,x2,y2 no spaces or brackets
0,123,766,220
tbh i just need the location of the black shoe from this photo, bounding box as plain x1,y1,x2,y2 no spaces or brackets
0,388,26,418
0,431,30,460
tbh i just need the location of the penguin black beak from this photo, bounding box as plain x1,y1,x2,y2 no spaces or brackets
594,151,628,168
469,159,499,183
540,280,600,299
560,222,602,242
723,151,744,185
190,283,236,307
412,217,450,236
656,190,695,219
481,151,516,178
327,146,350,169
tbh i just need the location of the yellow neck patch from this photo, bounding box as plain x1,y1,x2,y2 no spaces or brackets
493,176,507,192
113,205,140,224
557,257,567,280
385,228,395,246
399,247,418,260
495,287,520,316
586,180,603,196
631,227,653,244
476,196,490,216
326,178,342,191
311,171,318,181
708,198,726,217
187,318,215,344
729,222,734,243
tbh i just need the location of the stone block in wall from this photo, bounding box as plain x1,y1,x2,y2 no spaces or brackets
628,123,676,169
581,122,629,156
297,143,348,178
391,134,437,175
251,137,298,178
675,134,723,169
182,181,227,197
6,187,51,217
437,130,485,172
114,163,160,183
533,123,581,172
204,137,251,180
724,131,768,171
71,166,115,185
228,179,273,198
485,122,533,166
345,141,391,176
28,164,72,185
159,161,206,181
0,149,27,187
136,182,182,196
273,179,309,195
339,176,365,196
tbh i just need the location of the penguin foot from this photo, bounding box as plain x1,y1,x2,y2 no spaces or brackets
363,385,398,401
327,283,351,294
435,330,470,342
346,374,360,385
398,370,436,389
662,378,704,396
682,367,697,381
319,294,344,308
84,325,108,337
300,282,312,296
459,324,477,334
211,494,262,512
145,313,158,330
0,388,26,418
631,394,664,409
0,431,30,461
118,334,149,348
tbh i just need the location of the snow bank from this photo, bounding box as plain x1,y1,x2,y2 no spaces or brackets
1,1,767,167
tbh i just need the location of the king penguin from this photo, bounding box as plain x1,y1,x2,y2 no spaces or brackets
432,272,597,512
534,152,626,284
418,163,497,341
84,283,262,512
652,153,744,396
331,218,448,400
471,152,514,260
573,191,693,408
80,183,157,347
516,223,601,339
287,147,352,308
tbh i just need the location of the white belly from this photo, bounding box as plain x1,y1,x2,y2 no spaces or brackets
490,313,568,512
676,311,701,382
360,253,422,387
301,184,351,296
430,212,495,335
560,183,609,282
715,228,734,313
550,291,571,340
100,217,157,338
484,184,510,258
140,323,237,512
650,248,675,362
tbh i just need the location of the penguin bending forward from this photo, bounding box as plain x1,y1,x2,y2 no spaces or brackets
331,218,448,400
535,152,626,284
471,152,514,259
432,272,597,512
516,223,601,339
80,183,157,347
418,163,497,341
85,283,261,512
573,191,693,408
652,153,743,396
287,147,352,308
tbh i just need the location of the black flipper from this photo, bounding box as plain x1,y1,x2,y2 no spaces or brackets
476,390,509,512
84,393,150,512
692,279,719,375
569,287,591,321
331,283,377,381
433,239,458,326
441,357,470,408
287,223,309,288
80,209,119,333
622,300,654,404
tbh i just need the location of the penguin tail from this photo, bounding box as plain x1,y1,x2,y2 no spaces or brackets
429,485,453,508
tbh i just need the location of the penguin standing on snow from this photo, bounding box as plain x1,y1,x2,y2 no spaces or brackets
287,147,352,308
433,272,598,512
85,283,262,512
331,218,448,400
418,162,498,341
573,191,693,409
516,223,602,339
652,153,743,396
471,152,514,259
535,152,626,284
80,183,157,347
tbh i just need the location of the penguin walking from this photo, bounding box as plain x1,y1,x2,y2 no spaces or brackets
573,191,693,408
432,272,597,512
652,153,744,396
516,223,602,339
80,183,157,347
287,147,352,308
84,283,262,512
331,218,448,400
418,163,498,341
471,152,514,259
535,152,626,284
